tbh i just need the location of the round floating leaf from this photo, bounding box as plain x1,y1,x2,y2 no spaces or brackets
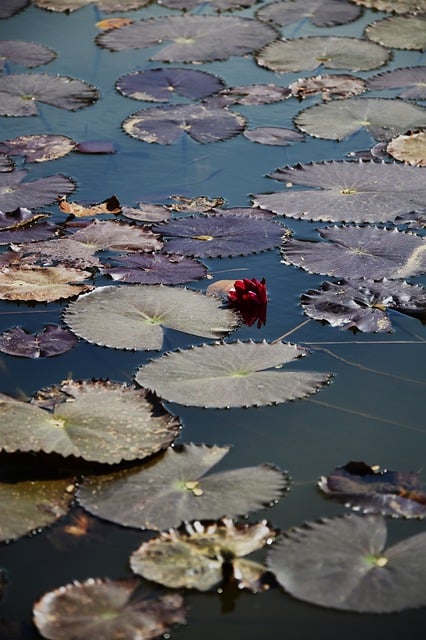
116,68,225,102
0,134,76,163
0,170,75,211
34,0,151,11
365,15,426,50
281,225,426,279
103,253,207,285
153,214,286,257
352,0,426,12
64,285,239,351
300,278,426,332
243,127,303,146
0,478,74,542
96,15,278,63
77,443,290,530
33,578,186,640
268,514,426,613
0,380,180,463
0,73,99,117
367,66,426,100
0,0,30,19
159,0,258,9
123,103,245,144
387,130,426,167
289,74,366,101
130,517,277,591
0,265,93,302
0,324,77,358
17,237,103,270
219,84,291,106
256,0,361,27
256,36,389,73
0,41,56,70
122,202,171,224
253,160,426,223
70,219,162,252
294,97,426,142
136,340,331,408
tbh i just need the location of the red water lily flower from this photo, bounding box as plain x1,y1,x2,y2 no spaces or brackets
228,277,268,328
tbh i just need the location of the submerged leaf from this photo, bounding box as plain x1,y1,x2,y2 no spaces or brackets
77,443,290,530
0,170,75,211
365,15,426,50
268,514,426,613
33,578,186,640
135,340,331,408
116,68,225,102
256,0,361,27
63,285,239,350
0,41,56,70
0,324,77,358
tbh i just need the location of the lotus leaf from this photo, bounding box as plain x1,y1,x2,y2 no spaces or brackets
256,36,389,73
295,97,426,142
0,265,93,302
0,380,180,463
33,578,186,640
0,134,75,163
387,130,426,167
352,0,426,12
281,225,426,279
123,103,245,144
243,127,304,146
96,15,278,63
153,214,286,257
34,0,151,11
0,170,75,211
130,517,277,591
267,514,426,612
367,66,426,100
365,15,426,50
256,0,361,27
135,340,331,408
253,161,426,223
0,73,98,116
300,278,426,332
318,461,426,518
103,253,207,285
0,0,30,18
0,324,77,358
0,41,56,70
0,477,74,542
116,68,225,102
289,74,366,101
77,443,290,530
63,285,239,350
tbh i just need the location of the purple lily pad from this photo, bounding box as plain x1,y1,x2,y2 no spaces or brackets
0,170,75,211
367,66,426,100
0,0,29,18
103,253,207,284
154,214,287,257
0,324,77,358
116,68,225,102
0,207,59,245
256,0,361,28
159,0,258,9
0,41,56,70
74,140,117,154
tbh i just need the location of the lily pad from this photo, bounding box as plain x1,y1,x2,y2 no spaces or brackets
0,134,76,163
300,278,426,332
267,514,426,613
159,0,258,9
0,265,93,302
219,84,291,105
0,153,13,172
365,15,426,50
116,68,225,102
294,98,426,142
387,130,426,167
153,214,286,257
281,225,426,279
63,285,239,350
123,103,245,144
0,170,75,211
0,380,180,463
256,36,389,73
16,237,103,270
77,443,290,530
58,194,121,217
367,66,426,100
256,0,361,27
0,41,56,70
243,127,304,146
0,0,30,18
130,517,277,591
289,74,366,101
96,15,278,63
122,202,171,223
103,253,207,285
68,219,161,252
33,578,186,640
0,324,78,358
318,461,426,518
34,0,151,11
0,477,74,542
253,161,426,223
135,340,331,408
352,0,426,12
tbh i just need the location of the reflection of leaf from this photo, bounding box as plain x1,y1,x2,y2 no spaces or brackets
33,578,186,640
318,461,426,518
130,517,277,591
253,161,426,223
64,285,239,350
116,68,225,102
294,98,426,141
0,170,75,211
365,15,426,51
367,66,426,100
387,130,426,167
0,265,93,302
0,478,74,542
78,443,290,530
97,15,278,63
268,514,426,613
281,225,426,279
103,253,207,285
300,278,426,332
0,134,75,163
257,36,389,73
136,340,331,408
0,324,77,358
0,40,56,70
0,380,180,463
256,0,361,27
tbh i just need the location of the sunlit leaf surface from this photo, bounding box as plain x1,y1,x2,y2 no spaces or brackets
365,15,426,50
0,41,56,70
289,74,366,101
78,443,290,530
0,265,93,302
0,134,75,163
34,0,151,11
256,0,361,27
352,0,426,12
387,130,426,167
268,514,426,612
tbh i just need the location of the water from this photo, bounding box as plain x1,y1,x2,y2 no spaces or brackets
0,2,425,638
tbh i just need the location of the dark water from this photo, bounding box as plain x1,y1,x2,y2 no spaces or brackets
0,3,425,639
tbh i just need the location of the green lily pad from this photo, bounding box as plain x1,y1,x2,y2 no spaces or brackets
33,578,186,640
0,380,180,463
77,443,290,530
63,285,239,351
135,340,331,408
130,517,277,591
365,15,426,50
0,477,74,542
268,514,426,613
